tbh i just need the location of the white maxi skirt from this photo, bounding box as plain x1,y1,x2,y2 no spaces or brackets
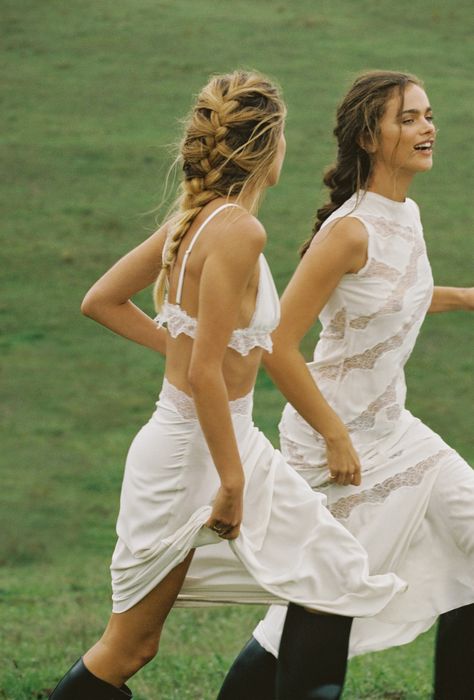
253,409,474,658
110,380,406,615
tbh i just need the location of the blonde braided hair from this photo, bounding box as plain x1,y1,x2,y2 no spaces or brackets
154,70,286,311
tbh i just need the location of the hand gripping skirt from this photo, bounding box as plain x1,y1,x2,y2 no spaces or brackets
110,379,406,614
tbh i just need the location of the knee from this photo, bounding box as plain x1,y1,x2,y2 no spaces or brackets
111,632,161,678
129,636,161,672
138,637,160,665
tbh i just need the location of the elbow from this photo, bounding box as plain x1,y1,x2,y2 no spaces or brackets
263,341,290,369
263,340,282,363
262,350,283,383
187,365,204,393
80,291,96,318
187,360,218,394
263,341,301,381
80,288,103,318
262,349,276,372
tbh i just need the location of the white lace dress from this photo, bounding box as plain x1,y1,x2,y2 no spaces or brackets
254,191,474,658
109,204,406,615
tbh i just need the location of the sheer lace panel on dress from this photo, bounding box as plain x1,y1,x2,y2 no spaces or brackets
314,285,432,381
160,378,253,420
329,449,452,520
350,238,425,330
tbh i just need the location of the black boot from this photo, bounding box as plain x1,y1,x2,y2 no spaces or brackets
216,636,277,700
276,603,352,700
434,602,474,700
48,658,132,699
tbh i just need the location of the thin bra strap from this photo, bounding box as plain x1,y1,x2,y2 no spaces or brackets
175,203,241,305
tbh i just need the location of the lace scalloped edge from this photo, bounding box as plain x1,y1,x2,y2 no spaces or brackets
155,304,273,356
329,448,452,520
160,378,253,420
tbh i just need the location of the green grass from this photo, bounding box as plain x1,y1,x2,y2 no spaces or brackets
1,0,473,697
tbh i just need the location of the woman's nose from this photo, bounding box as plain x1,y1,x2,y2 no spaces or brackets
423,119,436,134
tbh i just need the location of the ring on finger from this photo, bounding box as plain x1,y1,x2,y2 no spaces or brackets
212,524,228,535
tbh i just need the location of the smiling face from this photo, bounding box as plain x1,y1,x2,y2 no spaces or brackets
371,83,436,179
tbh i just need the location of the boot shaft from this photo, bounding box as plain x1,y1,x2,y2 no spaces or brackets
48,658,132,700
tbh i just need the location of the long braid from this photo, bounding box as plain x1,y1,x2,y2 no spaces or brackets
154,70,286,311
153,182,217,311
300,70,422,257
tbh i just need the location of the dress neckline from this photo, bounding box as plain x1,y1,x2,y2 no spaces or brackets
359,190,410,212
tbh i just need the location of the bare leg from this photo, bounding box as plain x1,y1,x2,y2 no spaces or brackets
49,550,194,698
84,550,195,686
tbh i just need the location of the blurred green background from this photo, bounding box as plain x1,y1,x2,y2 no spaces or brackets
1,0,473,698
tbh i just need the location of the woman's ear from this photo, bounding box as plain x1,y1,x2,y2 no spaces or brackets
358,132,377,155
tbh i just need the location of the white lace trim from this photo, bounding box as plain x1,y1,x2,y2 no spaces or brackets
321,308,347,341
345,377,398,432
313,286,432,382
159,378,253,420
349,238,425,330
359,258,401,283
328,449,451,520
284,379,403,462
363,214,416,243
155,303,273,356
227,328,273,355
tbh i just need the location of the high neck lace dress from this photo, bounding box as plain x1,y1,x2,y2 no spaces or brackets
254,191,474,658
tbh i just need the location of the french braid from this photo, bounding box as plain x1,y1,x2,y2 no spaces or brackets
300,70,422,256
154,70,286,310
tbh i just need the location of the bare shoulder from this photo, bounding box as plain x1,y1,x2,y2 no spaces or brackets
316,216,367,250
307,216,368,274
209,208,267,258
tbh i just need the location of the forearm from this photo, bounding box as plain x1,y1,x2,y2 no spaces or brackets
264,346,348,443
189,371,244,489
82,300,167,355
428,286,473,313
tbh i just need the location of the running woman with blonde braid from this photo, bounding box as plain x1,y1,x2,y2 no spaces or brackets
47,71,405,700
218,70,474,700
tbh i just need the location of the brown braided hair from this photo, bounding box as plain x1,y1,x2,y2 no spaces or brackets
154,70,286,311
300,70,422,256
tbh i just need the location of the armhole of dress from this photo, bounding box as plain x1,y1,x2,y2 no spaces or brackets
318,215,372,277
343,215,373,277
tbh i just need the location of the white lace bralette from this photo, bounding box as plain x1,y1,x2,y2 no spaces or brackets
156,295,275,357
155,204,280,357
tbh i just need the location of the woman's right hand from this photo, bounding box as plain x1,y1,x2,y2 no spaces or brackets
206,483,244,540
325,430,362,486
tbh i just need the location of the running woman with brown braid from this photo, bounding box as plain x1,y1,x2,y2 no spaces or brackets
218,70,474,700
47,71,405,700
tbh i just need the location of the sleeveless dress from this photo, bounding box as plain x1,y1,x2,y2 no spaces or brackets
110,203,406,614
253,191,474,658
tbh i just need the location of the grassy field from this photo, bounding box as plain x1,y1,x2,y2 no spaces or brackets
1,0,473,698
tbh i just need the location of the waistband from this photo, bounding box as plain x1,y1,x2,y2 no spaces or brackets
159,378,253,420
